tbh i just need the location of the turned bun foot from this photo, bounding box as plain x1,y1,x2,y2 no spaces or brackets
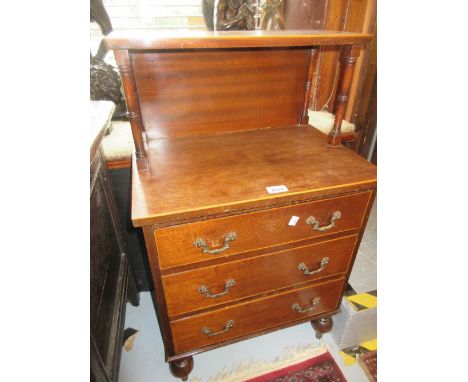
169,356,194,381
311,316,333,339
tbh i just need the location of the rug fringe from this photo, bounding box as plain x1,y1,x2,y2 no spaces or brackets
189,342,327,382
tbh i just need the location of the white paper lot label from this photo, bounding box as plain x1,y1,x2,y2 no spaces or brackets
266,185,288,194
288,216,300,226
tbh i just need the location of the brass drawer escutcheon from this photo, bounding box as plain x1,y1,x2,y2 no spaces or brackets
194,232,237,255
306,211,341,232
201,320,234,337
198,279,236,298
292,297,321,313
298,257,330,276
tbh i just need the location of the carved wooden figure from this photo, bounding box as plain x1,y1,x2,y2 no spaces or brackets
105,30,376,381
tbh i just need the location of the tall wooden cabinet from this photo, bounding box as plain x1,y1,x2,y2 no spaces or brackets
90,101,139,382
105,30,376,381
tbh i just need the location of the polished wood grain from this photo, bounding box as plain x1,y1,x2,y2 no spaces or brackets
154,190,376,364
105,30,372,50
106,157,131,170
132,126,376,226
170,278,345,354
343,0,377,122
162,235,358,317
132,48,310,140
169,309,341,363
155,191,370,269
354,25,377,155
142,225,176,358
315,0,349,112
114,50,146,158
328,44,360,146
300,48,320,125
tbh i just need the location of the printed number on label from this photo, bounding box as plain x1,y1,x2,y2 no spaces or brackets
266,185,288,194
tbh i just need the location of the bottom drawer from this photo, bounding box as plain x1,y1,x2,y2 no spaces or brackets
170,278,345,354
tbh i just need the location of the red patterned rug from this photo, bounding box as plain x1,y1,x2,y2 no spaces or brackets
244,352,347,382
358,351,377,382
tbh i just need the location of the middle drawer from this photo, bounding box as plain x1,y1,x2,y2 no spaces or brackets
162,234,357,317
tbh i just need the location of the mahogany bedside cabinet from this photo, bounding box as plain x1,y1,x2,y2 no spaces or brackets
105,30,376,381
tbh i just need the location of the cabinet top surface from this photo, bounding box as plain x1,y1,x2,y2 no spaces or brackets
131,126,376,226
105,30,372,50
90,100,115,162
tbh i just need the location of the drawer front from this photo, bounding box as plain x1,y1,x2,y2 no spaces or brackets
170,278,345,354
163,235,357,317
155,192,371,269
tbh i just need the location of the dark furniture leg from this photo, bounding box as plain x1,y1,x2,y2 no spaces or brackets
311,316,333,339
126,265,140,306
169,357,194,381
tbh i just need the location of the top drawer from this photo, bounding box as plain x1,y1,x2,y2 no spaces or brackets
155,191,371,269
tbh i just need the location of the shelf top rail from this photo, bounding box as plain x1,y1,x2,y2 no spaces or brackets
105,29,373,50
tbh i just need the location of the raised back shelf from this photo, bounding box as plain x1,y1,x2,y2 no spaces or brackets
105,30,373,156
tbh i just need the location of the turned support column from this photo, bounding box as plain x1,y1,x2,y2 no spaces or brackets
311,316,333,339
169,356,194,381
327,44,361,147
114,49,147,159
300,47,320,125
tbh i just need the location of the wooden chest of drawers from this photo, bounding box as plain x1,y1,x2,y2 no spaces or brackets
106,30,376,380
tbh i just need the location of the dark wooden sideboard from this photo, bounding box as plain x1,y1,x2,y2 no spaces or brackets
105,30,377,381
90,101,139,382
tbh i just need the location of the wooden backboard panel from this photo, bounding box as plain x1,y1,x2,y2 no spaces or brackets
131,48,310,139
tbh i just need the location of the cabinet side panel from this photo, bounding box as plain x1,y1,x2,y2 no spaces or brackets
142,226,175,358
